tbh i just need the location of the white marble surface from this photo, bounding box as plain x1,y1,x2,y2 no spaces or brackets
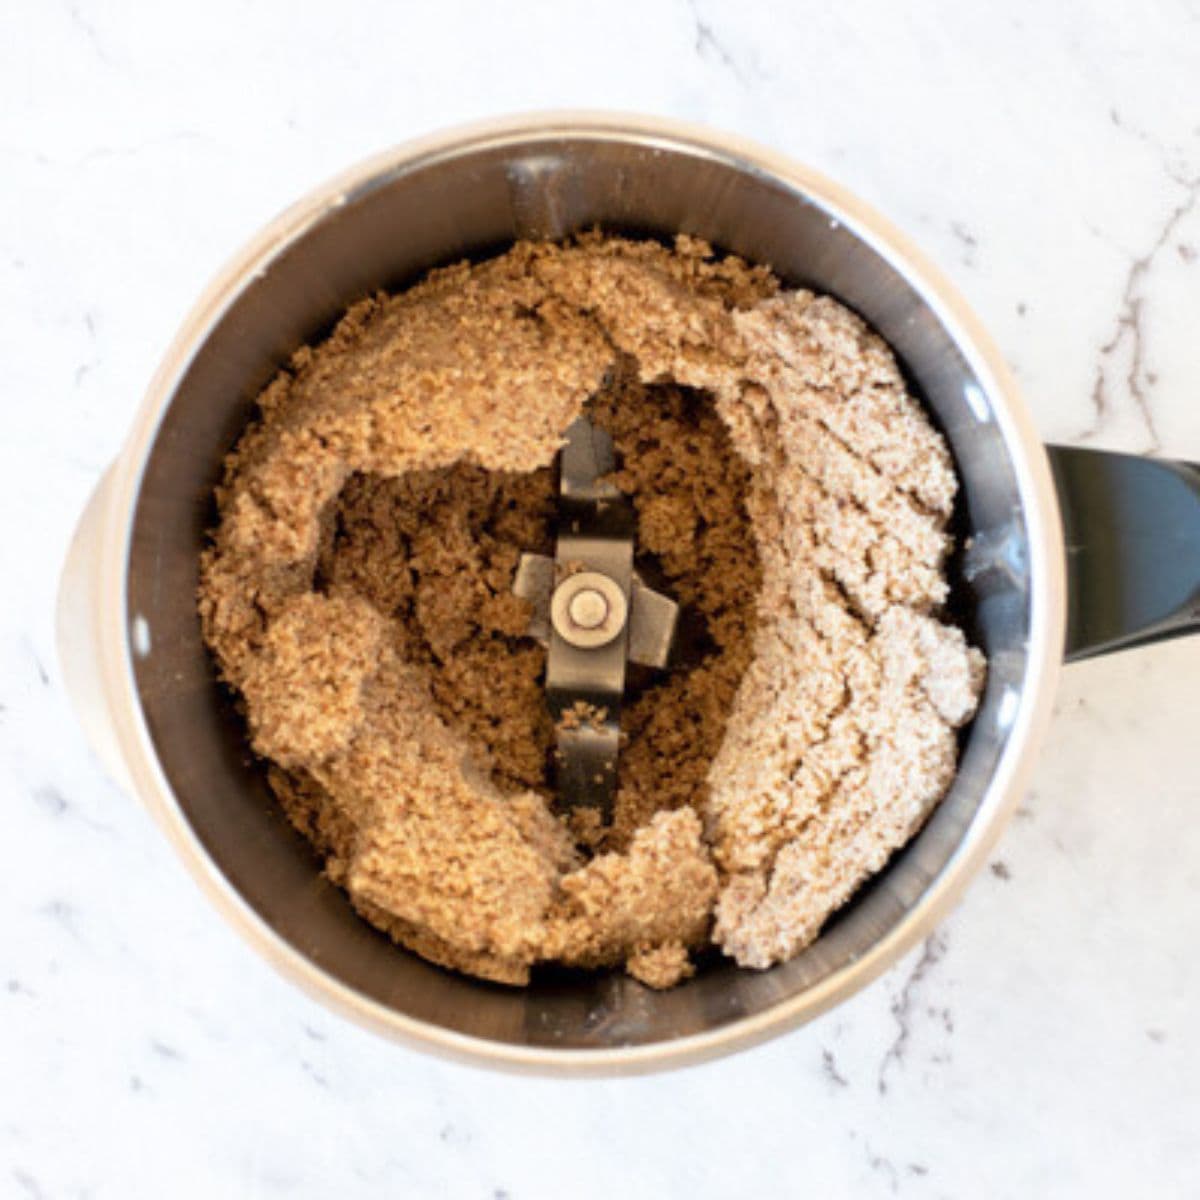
3,1,1200,1196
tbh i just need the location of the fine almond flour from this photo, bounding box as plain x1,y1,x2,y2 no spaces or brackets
198,233,985,988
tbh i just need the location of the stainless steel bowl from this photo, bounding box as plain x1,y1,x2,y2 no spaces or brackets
57,112,1067,1073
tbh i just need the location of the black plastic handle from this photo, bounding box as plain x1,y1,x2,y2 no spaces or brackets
1047,445,1200,662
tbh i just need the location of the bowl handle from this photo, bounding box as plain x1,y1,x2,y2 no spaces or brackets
1047,445,1200,661
56,464,134,791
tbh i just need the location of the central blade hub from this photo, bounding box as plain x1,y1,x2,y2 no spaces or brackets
545,417,634,821
512,416,680,824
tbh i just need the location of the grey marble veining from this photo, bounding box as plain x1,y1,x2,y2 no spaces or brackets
2,1,1199,1196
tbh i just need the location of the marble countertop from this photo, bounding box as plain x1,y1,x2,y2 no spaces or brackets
3,1,1199,1196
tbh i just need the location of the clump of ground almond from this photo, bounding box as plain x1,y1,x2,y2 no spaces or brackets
199,233,984,988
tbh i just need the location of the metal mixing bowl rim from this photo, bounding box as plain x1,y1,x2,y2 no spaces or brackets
93,110,1066,1075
